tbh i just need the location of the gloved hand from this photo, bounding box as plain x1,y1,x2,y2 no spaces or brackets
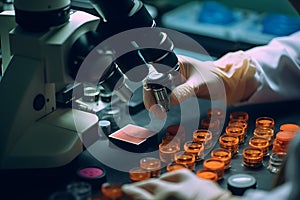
143,51,259,119
122,169,239,200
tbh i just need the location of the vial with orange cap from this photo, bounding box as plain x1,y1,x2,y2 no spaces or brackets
174,151,196,170
211,148,232,169
219,135,239,155
207,107,225,120
228,119,248,137
229,111,249,122
166,162,189,172
159,142,180,163
203,158,225,180
129,167,151,182
140,157,161,178
196,169,218,182
200,117,221,135
272,131,296,153
183,141,204,162
256,116,274,130
192,129,213,150
249,137,269,156
226,125,245,144
279,123,300,133
253,127,274,147
101,182,124,200
166,124,186,145
242,147,264,168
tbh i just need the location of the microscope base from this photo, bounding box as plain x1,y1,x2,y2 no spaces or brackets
1,109,98,169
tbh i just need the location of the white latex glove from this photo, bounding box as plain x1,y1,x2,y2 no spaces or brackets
143,51,259,119
122,169,239,200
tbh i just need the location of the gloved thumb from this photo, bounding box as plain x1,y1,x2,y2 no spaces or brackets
170,82,195,106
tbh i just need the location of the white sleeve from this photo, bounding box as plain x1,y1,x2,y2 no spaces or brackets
242,183,292,200
244,31,300,104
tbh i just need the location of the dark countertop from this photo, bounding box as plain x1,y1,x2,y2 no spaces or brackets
1,98,300,200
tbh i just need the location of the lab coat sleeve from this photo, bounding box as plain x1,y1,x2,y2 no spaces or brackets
242,183,292,200
243,31,300,104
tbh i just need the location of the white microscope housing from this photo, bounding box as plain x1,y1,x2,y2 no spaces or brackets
0,1,100,169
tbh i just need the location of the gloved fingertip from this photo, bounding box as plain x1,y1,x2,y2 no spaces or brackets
170,92,181,106
149,104,167,120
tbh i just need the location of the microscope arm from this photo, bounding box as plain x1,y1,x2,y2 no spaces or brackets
0,11,99,169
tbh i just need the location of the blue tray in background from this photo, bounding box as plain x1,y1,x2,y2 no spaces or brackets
161,1,300,45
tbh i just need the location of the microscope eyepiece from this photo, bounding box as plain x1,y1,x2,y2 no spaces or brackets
14,0,71,32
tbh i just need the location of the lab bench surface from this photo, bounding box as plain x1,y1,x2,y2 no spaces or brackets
1,99,300,200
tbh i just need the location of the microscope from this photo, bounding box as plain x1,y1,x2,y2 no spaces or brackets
0,0,180,169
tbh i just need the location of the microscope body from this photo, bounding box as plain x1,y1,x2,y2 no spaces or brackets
0,11,99,169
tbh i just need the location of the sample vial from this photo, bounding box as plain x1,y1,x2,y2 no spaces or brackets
174,151,196,170
200,117,220,136
196,169,218,182
101,107,121,131
279,123,300,133
226,125,245,144
83,85,100,102
98,120,111,138
183,141,204,162
219,135,239,155
211,148,232,169
249,137,269,156
66,182,92,200
203,158,225,180
140,157,161,178
159,142,180,163
272,131,296,153
166,124,186,145
207,107,225,120
267,152,287,174
242,147,264,168
129,167,151,182
255,116,274,129
229,111,249,122
192,129,213,150
166,162,188,172
253,127,274,147
228,119,248,137
161,135,180,146
101,182,123,200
